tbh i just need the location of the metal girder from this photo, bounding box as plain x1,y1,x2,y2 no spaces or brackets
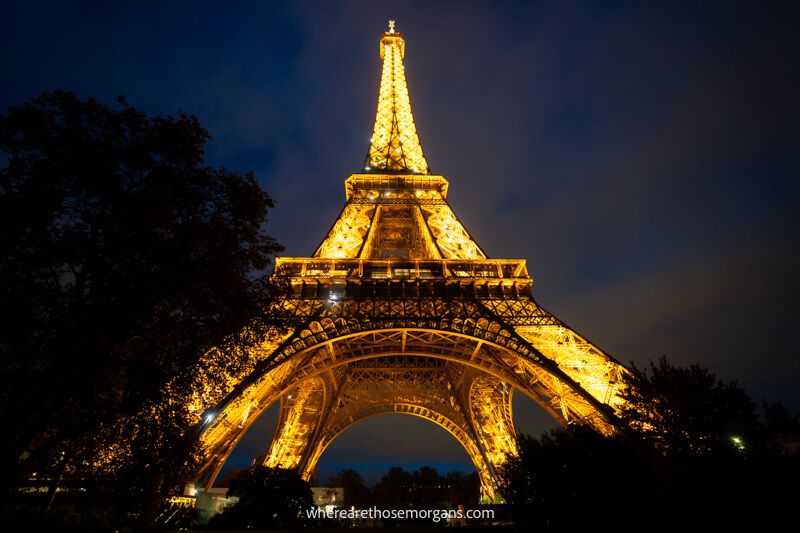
314,203,375,259
420,203,486,259
188,21,632,503
256,357,514,501
363,27,429,174
194,314,625,496
310,189,484,262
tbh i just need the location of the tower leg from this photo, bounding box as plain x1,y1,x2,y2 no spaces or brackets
263,376,327,473
448,371,518,501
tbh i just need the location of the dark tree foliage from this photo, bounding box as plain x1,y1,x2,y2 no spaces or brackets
370,466,479,513
325,466,480,516
497,427,650,529
761,400,800,447
326,468,370,509
618,359,800,528
619,356,759,456
0,92,282,526
443,470,481,507
371,466,413,509
206,466,314,529
498,357,800,530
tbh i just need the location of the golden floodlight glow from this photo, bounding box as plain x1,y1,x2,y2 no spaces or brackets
364,21,429,174
188,20,632,502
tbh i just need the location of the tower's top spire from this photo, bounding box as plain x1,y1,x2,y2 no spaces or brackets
363,20,430,175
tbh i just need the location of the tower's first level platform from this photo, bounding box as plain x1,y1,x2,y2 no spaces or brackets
275,257,532,300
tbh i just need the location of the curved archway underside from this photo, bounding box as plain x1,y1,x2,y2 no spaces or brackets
189,25,632,503
193,297,629,501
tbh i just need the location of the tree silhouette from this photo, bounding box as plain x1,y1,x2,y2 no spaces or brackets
207,466,314,529
761,400,800,450
326,468,370,508
497,427,649,528
444,471,481,507
619,356,758,456
372,466,413,508
0,91,283,526
498,357,800,529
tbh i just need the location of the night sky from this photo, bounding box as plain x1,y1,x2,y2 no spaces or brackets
3,1,798,483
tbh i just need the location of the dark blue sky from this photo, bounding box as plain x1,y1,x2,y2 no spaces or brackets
4,1,798,484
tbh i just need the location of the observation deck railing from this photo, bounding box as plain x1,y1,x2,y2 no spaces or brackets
275,258,529,281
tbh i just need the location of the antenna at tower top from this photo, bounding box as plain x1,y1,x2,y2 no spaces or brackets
388,19,396,33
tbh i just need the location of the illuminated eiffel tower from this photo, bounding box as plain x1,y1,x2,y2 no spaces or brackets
193,21,629,501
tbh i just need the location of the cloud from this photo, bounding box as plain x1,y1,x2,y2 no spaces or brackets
3,0,798,476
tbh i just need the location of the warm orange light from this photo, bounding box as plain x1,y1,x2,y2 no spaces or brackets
365,22,428,174
188,22,631,505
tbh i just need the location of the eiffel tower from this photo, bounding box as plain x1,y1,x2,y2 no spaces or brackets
192,22,629,501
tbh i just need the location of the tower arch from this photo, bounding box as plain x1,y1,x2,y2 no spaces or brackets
189,21,631,503
194,318,624,499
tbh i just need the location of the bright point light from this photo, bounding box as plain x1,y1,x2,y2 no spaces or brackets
194,21,628,504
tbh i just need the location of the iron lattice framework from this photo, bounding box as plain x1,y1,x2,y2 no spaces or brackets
190,22,630,501
363,21,429,174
